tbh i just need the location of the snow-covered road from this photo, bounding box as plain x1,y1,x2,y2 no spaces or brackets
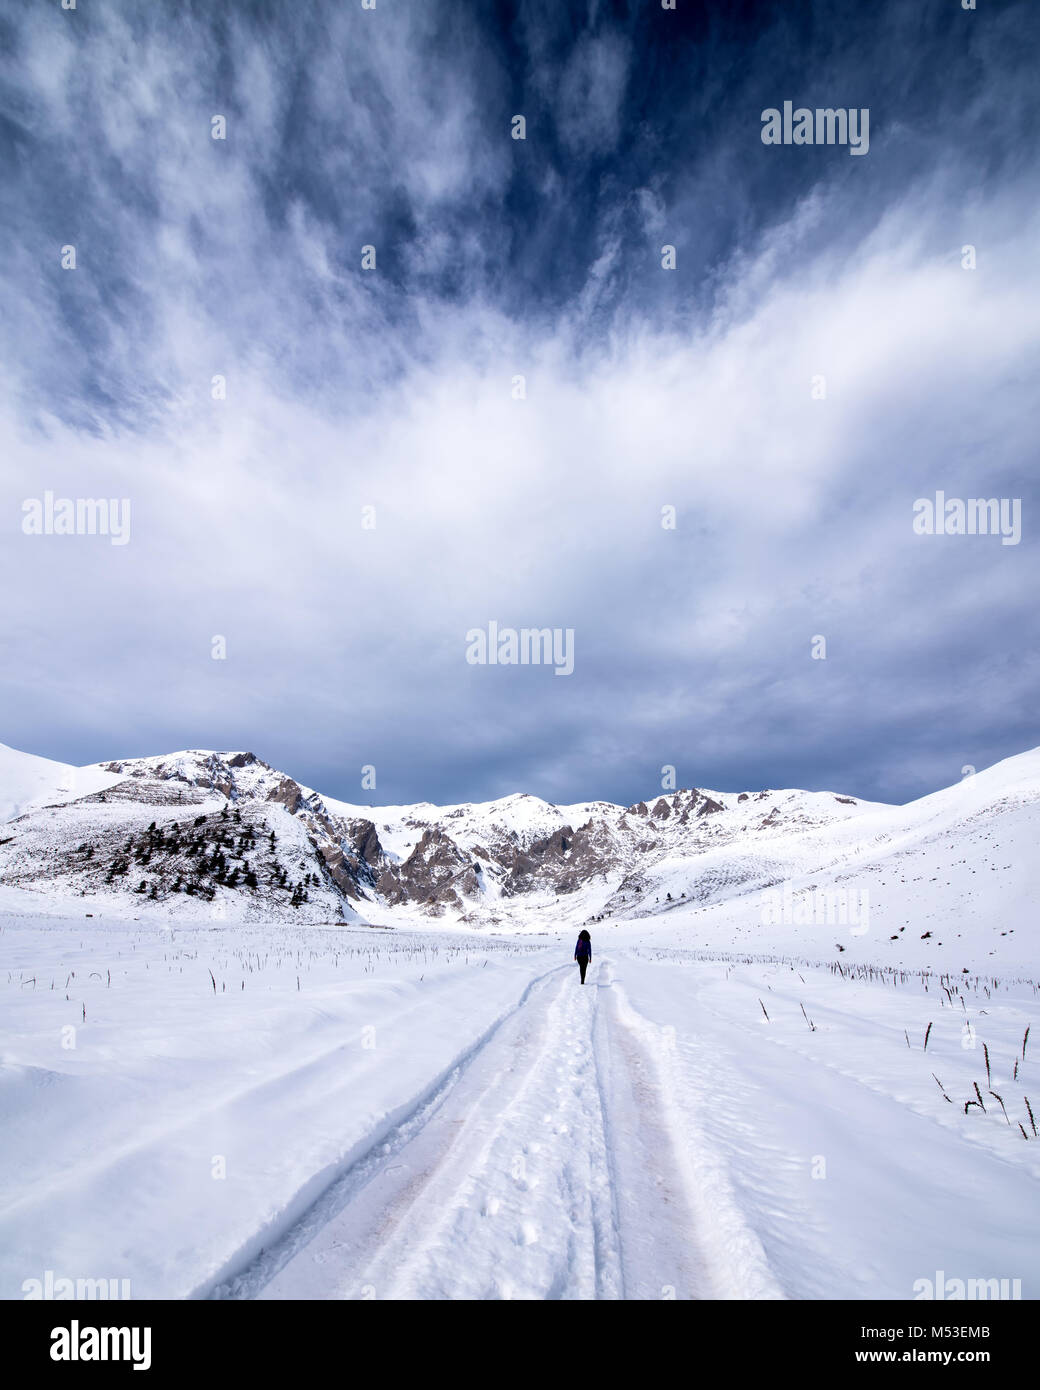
227,959,725,1301
2,915,1038,1301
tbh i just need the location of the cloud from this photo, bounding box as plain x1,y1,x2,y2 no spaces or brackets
1,0,1038,809
555,31,629,155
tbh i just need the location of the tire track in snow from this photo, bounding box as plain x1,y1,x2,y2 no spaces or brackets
603,961,786,1300
248,964,624,1299
592,957,714,1299
224,952,755,1301
199,961,565,1299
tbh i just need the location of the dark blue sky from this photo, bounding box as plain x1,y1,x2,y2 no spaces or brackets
2,0,1038,808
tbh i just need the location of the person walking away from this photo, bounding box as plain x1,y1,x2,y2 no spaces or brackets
574,929,592,984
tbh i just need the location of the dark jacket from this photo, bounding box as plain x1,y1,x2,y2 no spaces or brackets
574,935,592,961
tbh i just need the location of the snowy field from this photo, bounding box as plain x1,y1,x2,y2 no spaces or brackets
2,910,1038,1301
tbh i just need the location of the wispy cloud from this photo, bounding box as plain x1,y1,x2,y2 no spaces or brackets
1,0,1038,807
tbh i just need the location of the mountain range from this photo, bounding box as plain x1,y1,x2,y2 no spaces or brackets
1,741,1037,966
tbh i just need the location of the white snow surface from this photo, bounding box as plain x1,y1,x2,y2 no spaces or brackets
0,744,121,823
1,913,1038,1301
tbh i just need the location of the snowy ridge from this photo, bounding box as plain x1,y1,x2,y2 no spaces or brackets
0,743,123,823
